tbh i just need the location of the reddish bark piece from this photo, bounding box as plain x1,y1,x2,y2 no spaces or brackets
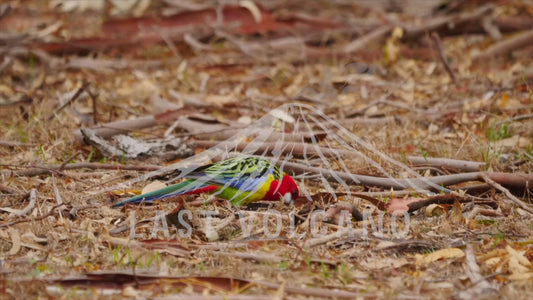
386,197,420,216
277,12,343,30
154,107,199,124
26,4,343,54
49,272,249,292
102,5,281,36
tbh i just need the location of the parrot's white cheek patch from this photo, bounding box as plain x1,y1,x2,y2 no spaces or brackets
283,193,293,205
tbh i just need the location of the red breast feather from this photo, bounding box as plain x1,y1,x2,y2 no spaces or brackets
263,173,299,201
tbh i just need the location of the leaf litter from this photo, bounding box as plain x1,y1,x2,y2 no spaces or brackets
1,0,533,299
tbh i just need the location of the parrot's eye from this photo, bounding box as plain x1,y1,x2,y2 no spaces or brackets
292,189,299,200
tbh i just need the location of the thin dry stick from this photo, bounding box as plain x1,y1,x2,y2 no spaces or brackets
108,215,162,235
494,113,533,128
0,183,18,194
343,24,393,53
457,244,499,299
213,251,283,263
87,88,98,125
12,188,37,217
479,172,533,214
402,3,494,39
281,160,462,190
47,81,90,121
51,176,66,220
468,207,503,219
407,156,485,172
159,30,182,59
0,140,36,147
0,94,33,107
303,228,364,248
252,278,375,298
72,115,158,143
0,56,13,73
6,162,161,177
197,140,487,172
431,32,458,85
58,151,81,172
150,294,271,300
0,203,66,228
194,140,344,159
473,28,533,61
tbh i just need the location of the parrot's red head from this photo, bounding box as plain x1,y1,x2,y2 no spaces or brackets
264,173,300,204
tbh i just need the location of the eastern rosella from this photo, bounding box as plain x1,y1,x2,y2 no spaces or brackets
113,156,300,207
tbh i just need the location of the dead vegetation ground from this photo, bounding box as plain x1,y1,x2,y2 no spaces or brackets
1,0,533,299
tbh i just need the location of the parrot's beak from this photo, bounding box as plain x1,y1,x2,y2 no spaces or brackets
283,193,293,205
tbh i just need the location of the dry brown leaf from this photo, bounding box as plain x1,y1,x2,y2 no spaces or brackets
239,0,262,23
141,180,167,194
492,136,532,150
506,245,532,279
122,285,141,297
360,256,410,270
7,227,21,256
425,203,445,217
415,248,465,266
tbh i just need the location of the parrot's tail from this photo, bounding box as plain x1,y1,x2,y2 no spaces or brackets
112,180,218,207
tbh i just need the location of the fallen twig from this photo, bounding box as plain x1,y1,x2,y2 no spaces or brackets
467,207,503,219
0,188,37,217
403,193,499,213
72,107,200,143
43,271,375,298
0,202,66,228
51,176,66,220
406,156,485,172
0,183,18,194
47,81,90,121
402,4,494,40
430,32,458,85
0,94,33,107
64,57,163,71
4,162,161,177
282,160,444,190
473,28,533,61
284,160,533,193
81,128,194,160
457,244,499,299
495,114,533,128
0,55,13,73
213,251,283,263
87,88,98,125
343,24,393,53
252,278,374,298
197,140,487,172
0,140,36,147
195,140,344,158
324,201,364,222
103,235,192,257
73,116,158,143
176,116,326,143
479,172,533,214
374,239,436,253
58,151,81,172
303,227,365,248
